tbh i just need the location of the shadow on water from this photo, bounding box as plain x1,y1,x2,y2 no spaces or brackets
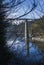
6,37,44,65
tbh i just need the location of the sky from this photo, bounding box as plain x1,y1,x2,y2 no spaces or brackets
7,0,44,19
4,0,44,24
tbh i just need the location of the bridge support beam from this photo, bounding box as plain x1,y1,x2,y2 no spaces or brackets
25,20,29,56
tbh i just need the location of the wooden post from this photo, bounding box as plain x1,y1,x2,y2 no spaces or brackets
25,20,29,56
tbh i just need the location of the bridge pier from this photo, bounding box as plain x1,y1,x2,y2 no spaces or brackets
25,20,29,56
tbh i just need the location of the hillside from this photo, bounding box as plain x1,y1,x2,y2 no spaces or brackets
30,16,44,37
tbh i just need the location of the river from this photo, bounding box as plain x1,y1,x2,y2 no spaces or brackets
5,36,44,65
5,25,44,65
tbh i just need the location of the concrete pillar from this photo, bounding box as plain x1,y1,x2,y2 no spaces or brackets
25,20,29,56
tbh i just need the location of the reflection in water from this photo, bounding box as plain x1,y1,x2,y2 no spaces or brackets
6,37,44,62
5,23,44,65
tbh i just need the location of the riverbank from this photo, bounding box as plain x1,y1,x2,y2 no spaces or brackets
32,37,44,52
32,37,44,42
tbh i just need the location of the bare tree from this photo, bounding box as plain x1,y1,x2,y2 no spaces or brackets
0,0,26,65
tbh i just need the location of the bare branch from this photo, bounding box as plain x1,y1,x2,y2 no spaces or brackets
16,1,37,18
0,0,25,8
